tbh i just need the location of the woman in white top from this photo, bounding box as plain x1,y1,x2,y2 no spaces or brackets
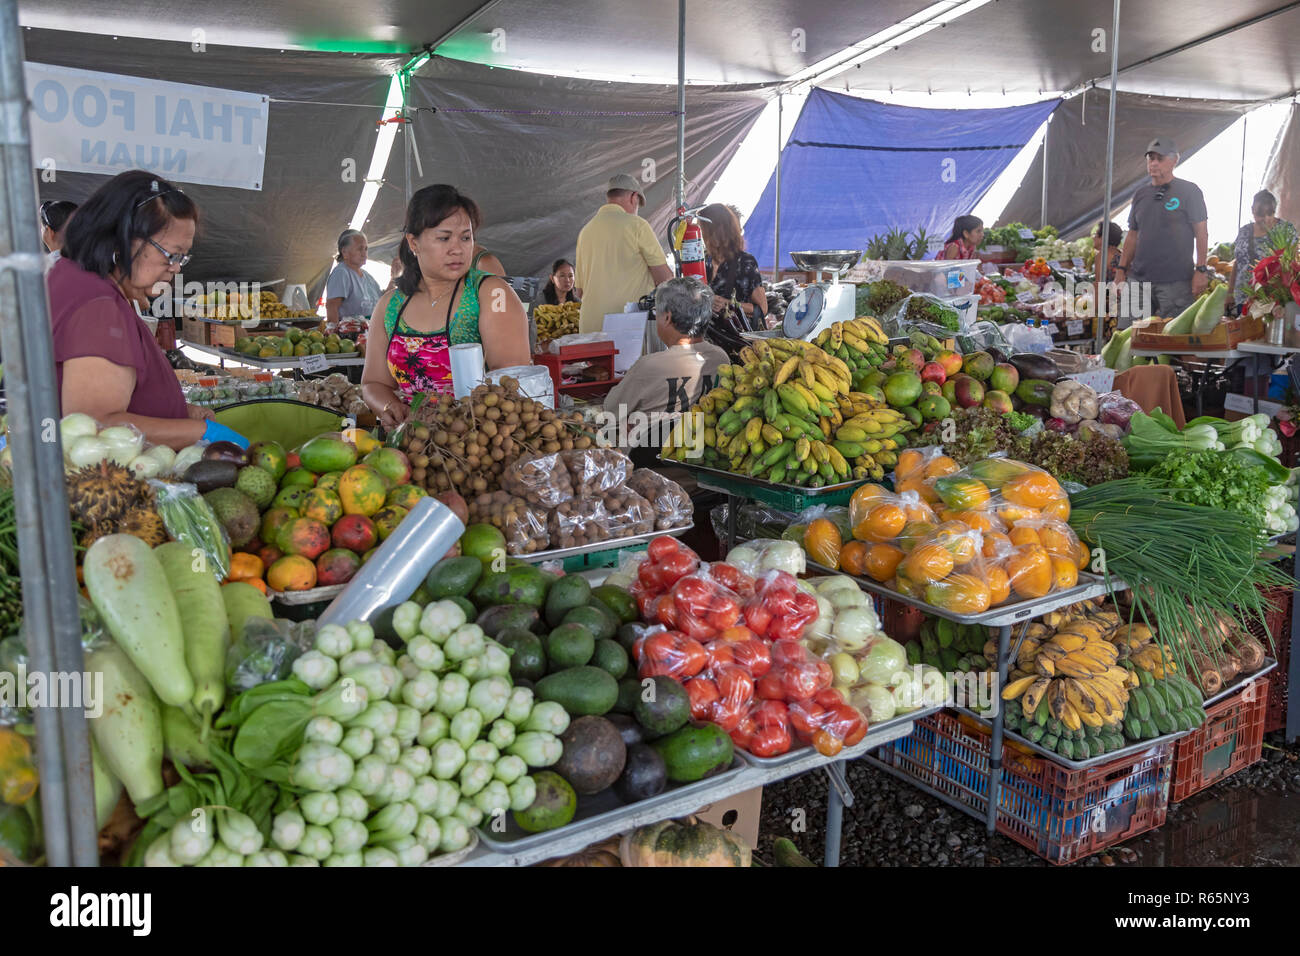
325,229,382,323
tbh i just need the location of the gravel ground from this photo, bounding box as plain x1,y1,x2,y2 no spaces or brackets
756,728,1300,867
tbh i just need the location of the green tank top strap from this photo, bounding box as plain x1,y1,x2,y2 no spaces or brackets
384,289,408,338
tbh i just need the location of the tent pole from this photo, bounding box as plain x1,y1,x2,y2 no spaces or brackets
1238,114,1248,227
676,0,686,210
0,0,99,866
774,93,783,278
1041,116,1050,229
1097,0,1122,354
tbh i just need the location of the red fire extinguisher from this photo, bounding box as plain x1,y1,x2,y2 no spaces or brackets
668,206,709,281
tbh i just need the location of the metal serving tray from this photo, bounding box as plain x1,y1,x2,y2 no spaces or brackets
955,706,1187,771
805,560,1119,627
515,524,691,564
668,459,860,498
476,755,746,852
1199,658,1278,709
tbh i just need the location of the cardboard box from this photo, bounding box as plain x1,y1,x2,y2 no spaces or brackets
694,786,762,850
180,314,208,346
207,323,282,350
1131,315,1265,351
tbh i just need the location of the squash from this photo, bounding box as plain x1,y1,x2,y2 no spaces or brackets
540,837,623,867
619,818,752,867
0,728,38,806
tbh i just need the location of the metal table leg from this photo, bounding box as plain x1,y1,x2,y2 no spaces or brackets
1289,532,1300,744
823,760,853,867
725,491,737,553
986,624,1011,834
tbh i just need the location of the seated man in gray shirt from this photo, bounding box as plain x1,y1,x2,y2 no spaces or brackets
1115,138,1211,319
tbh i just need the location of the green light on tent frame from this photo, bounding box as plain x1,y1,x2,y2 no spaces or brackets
296,36,409,54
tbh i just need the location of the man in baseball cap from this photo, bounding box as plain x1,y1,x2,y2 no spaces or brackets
1114,136,1210,318
574,173,673,334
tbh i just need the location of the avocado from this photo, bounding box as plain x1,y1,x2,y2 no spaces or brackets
545,623,595,670
411,582,434,605
512,770,576,833
447,596,477,622
554,716,627,795
633,675,691,738
650,722,735,783
563,603,617,642
615,622,651,656
614,677,642,714
544,574,591,627
183,459,239,493
535,666,619,716
590,584,638,624
425,556,483,599
605,713,646,749
475,604,541,638
590,639,629,680
613,743,667,803
496,627,546,682
471,565,549,608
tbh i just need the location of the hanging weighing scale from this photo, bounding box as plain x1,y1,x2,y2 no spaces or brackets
782,250,863,340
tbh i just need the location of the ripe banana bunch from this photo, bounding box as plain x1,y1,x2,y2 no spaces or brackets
1129,642,1179,679
813,315,889,353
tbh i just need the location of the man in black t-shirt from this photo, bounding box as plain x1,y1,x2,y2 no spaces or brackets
1115,138,1211,318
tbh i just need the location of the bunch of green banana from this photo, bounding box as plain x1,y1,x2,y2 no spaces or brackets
905,616,991,672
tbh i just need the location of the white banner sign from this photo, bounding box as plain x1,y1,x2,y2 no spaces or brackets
25,63,269,190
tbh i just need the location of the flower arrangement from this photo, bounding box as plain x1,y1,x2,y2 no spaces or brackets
1246,226,1300,321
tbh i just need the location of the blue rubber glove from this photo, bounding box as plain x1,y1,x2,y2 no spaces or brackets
203,419,250,449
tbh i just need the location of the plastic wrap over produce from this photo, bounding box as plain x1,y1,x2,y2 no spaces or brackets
625,468,693,530
318,497,464,626
150,479,232,582
548,488,655,549
466,490,550,555
502,452,575,508
560,447,631,497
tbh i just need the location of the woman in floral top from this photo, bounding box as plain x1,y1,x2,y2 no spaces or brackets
699,203,767,358
1233,190,1298,309
362,185,531,429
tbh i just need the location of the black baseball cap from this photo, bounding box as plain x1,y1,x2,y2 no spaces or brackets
1145,138,1179,158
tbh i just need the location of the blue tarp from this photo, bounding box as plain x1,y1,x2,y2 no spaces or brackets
745,89,1061,271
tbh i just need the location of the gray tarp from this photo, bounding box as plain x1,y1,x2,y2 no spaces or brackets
998,89,1256,239
825,0,1300,100
20,34,765,297
1264,104,1300,226
360,57,768,279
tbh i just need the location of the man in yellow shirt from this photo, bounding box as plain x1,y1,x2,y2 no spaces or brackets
575,174,674,335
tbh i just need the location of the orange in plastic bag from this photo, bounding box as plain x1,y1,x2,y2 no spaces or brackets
1009,525,1041,548
896,475,941,506
982,531,1013,560
903,543,954,584
987,566,1011,604
924,573,992,615
930,521,979,565
923,454,960,479
1005,544,1053,599
805,518,843,569
856,503,906,543
864,543,905,582
1075,540,1091,571
898,520,938,553
1001,470,1065,509
1052,555,1079,590
1041,496,1072,521
839,540,869,576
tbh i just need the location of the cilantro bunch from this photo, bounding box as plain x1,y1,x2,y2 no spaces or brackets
1145,450,1271,527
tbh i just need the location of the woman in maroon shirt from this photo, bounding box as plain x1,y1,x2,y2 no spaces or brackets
50,171,246,449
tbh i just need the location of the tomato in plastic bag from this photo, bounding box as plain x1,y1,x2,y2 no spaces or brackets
638,631,707,680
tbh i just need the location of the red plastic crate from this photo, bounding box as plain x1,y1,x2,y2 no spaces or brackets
1170,678,1269,803
880,597,925,642
872,710,1172,864
1243,584,1291,734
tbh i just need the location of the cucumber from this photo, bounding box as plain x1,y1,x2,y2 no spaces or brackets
86,642,165,805
155,541,231,725
222,581,274,642
83,534,194,708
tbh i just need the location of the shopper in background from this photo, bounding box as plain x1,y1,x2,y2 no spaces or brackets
698,202,766,355
1094,221,1124,281
575,173,674,334
539,258,580,305
325,229,383,324
49,170,247,448
939,215,983,260
40,199,78,266
1232,189,1298,309
362,184,531,428
1115,138,1210,317
603,276,728,418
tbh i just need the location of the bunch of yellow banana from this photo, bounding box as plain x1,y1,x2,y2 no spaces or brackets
1129,642,1179,679
813,315,889,352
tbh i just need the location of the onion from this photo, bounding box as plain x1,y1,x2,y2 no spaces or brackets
67,435,110,469
146,444,177,471
129,455,162,479
59,413,99,444
851,682,896,722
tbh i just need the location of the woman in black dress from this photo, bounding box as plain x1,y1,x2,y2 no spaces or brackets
698,203,766,358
